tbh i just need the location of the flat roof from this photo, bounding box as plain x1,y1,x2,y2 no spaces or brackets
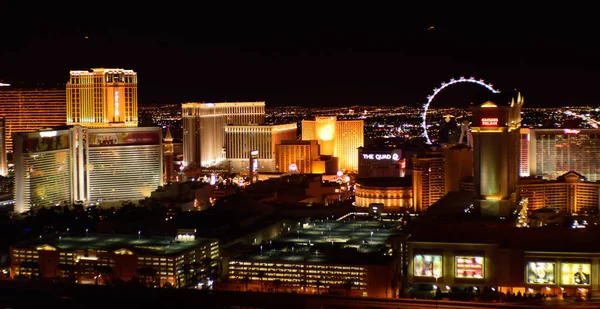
233,219,405,265
13,234,217,256
356,177,412,187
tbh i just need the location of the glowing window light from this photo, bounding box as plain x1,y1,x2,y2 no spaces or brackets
421,77,500,144
114,90,120,117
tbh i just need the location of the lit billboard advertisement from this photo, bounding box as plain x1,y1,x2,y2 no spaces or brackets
22,132,70,153
414,254,442,278
88,131,160,147
561,263,591,285
455,256,484,279
526,262,556,284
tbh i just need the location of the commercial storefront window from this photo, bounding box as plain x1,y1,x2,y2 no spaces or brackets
455,256,484,279
526,262,555,284
561,263,591,286
414,254,442,278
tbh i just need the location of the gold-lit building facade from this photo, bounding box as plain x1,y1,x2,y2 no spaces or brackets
182,102,265,169
10,234,219,288
412,153,445,212
0,87,66,152
275,140,320,174
86,127,163,206
67,68,138,128
224,123,297,173
520,128,600,182
471,94,523,217
355,177,413,211
301,116,364,172
13,127,83,213
0,117,6,176
520,171,600,214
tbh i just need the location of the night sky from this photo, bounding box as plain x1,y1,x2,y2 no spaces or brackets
1,7,598,108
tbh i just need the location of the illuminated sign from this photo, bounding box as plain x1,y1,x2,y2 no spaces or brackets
205,103,215,107
564,129,580,134
39,131,57,138
414,254,442,278
481,117,498,126
362,153,400,161
289,163,297,171
88,132,160,147
114,91,120,117
526,262,556,284
455,256,484,279
250,150,259,156
0,83,10,86
561,263,591,285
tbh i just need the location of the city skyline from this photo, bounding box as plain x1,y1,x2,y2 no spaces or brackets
2,11,600,108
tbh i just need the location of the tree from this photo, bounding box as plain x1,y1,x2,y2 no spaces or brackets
300,279,307,294
344,280,354,297
257,271,265,292
272,279,281,292
315,279,324,295
94,265,113,285
242,275,250,291
137,267,157,287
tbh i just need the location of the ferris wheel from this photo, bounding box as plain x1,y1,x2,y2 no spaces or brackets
421,77,500,144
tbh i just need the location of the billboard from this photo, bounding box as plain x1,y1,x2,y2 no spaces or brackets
561,263,591,285
526,262,556,284
22,132,70,153
414,254,442,278
88,131,160,147
455,256,484,279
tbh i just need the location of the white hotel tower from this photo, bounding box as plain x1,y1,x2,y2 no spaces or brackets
182,102,265,169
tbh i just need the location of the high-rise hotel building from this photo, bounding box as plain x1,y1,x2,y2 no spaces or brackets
412,153,445,212
182,102,265,169
0,86,66,152
520,128,600,182
224,123,297,173
66,68,138,128
471,93,524,217
301,116,364,172
0,117,6,176
13,126,163,213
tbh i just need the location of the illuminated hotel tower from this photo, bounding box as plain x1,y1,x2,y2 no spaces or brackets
301,116,364,172
0,86,66,152
224,123,297,173
66,68,138,128
182,102,265,169
0,117,6,176
163,126,175,183
471,93,524,217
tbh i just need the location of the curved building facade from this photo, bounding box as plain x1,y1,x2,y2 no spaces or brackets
355,177,413,211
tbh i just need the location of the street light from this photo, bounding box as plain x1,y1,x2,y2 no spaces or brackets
67,227,70,237
138,230,141,240
260,245,263,256
85,228,89,237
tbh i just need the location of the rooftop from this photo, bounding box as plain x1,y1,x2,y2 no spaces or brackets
13,234,216,256
356,177,412,187
233,218,405,265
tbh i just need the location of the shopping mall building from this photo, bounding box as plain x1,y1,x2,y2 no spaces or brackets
407,223,600,298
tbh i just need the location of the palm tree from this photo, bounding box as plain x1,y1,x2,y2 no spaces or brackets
272,279,281,292
257,271,265,292
300,279,307,293
344,280,354,297
315,279,323,295
242,275,251,291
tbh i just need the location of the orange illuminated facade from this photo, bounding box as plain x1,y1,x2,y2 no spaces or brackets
0,87,66,152
275,140,320,173
355,177,413,211
0,117,6,176
412,153,445,212
520,171,600,214
67,68,138,128
10,234,219,288
302,116,364,172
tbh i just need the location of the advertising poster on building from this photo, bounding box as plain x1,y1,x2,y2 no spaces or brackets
561,263,591,285
88,131,160,147
414,254,442,278
455,256,484,278
23,133,70,153
526,262,556,284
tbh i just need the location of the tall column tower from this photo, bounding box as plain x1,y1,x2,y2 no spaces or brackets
471,93,524,217
163,126,174,183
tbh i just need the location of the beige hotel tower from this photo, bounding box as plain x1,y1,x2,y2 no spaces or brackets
66,68,138,128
